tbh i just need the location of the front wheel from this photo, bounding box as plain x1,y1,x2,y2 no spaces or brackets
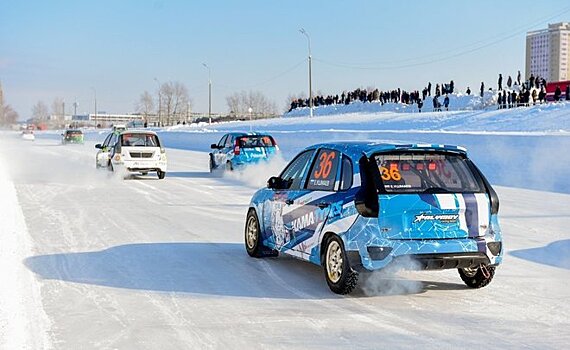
323,235,359,294
245,209,277,258
458,264,495,288
209,155,216,172
157,171,166,179
226,161,233,171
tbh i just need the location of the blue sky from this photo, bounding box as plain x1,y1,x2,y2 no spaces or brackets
1,0,569,118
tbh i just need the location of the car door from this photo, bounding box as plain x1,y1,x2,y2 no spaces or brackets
287,148,341,254
263,149,316,254
213,134,228,166
97,133,113,167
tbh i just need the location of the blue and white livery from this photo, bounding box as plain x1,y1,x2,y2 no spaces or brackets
244,141,502,294
209,132,278,171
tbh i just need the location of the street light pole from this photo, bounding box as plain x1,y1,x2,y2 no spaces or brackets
154,78,161,127
299,28,313,118
91,87,97,128
202,63,212,124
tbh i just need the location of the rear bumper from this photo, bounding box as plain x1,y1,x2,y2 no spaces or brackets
343,216,503,272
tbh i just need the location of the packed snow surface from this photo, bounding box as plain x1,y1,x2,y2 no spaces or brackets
1,104,570,348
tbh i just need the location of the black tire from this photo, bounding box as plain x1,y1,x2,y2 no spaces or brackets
108,161,114,172
226,161,233,171
244,209,277,258
209,154,216,173
458,265,495,288
157,171,166,179
323,235,359,294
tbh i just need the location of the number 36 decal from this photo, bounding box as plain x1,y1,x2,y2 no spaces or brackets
314,151,336,179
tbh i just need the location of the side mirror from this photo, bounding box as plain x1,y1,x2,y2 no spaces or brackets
95,144,102,149
267,176,280,189
267,176,290,190
210,143,219,149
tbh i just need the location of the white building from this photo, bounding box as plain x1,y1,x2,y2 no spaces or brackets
526,22,570,82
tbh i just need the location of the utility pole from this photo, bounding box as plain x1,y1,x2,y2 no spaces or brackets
300,28,313,117
202,63,212,124
154,78,161,127
91,87,97,128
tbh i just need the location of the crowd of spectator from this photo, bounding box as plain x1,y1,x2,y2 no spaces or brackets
287,79,464,113
288,69,570,113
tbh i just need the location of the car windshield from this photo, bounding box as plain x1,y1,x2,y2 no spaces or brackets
121,133,159,147
373,152,483,193
237,135,275,148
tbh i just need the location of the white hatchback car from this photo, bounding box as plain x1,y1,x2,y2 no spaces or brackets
21,130,35,141
96,130,167,179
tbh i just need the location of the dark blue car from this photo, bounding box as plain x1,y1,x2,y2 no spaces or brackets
244,141,502,294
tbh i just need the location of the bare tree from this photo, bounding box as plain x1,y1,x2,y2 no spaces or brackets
51,97,64,120
0,82,19,126
2,105,18,125
32,101,49,121
225,90,277,118
159,81,191,125
135,91,155,123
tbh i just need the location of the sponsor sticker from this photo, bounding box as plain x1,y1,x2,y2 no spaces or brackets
413,213,459,224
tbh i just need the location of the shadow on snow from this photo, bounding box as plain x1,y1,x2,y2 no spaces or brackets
509,239,570,270
24,242,467,299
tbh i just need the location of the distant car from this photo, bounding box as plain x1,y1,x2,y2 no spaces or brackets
61,129,84,144
96,130,167,179
21,130,35,141
112,124,127,132
209,132,278,171
245,142,502,294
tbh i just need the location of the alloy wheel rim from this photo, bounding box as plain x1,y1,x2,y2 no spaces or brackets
326,240,343,283
246,217,257,249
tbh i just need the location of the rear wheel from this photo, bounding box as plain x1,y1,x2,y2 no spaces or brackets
323,235,358,294
458,264,495,288
157,171,166,179
226,161,233,171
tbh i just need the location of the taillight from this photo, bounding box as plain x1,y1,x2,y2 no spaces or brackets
161,147,165,154
234,139,240,155
114,154,121,161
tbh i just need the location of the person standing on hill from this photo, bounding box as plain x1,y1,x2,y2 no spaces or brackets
466,86,471,95
507,76,512,89
517,70,521,85
498,74,503,91
565,85,570,101
480,82,485,97
554,86,562,101
417,98,423,113
443,95,450,111
427,82,432,96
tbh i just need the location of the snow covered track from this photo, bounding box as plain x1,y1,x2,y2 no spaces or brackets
0,134,569,348
0,140,52,350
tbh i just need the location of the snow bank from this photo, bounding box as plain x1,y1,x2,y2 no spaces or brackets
0,153,52,349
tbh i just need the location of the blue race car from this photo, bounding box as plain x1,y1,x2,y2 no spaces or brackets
209,132,278,171
245,142,502,294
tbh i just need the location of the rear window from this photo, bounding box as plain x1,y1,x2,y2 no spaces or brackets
121,133,160,147
66,130,83,136
237,135,275,148
373,152,483,193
